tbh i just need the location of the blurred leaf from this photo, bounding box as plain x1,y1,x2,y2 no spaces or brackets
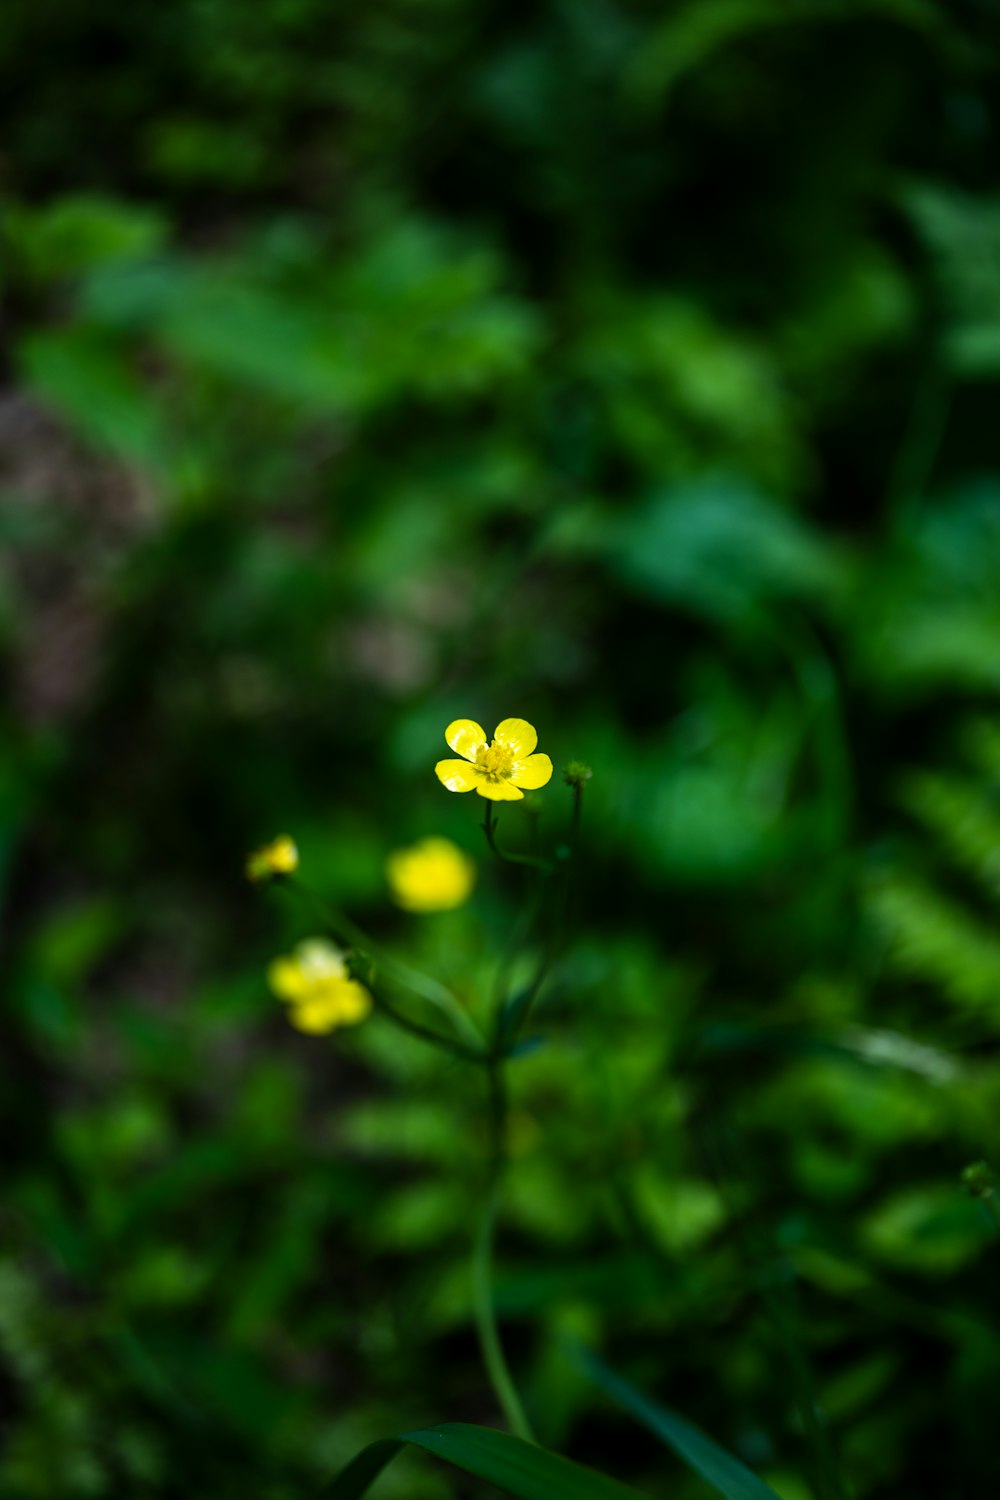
630,1172,726,1256
4,194,167,283
28,898,121,986
867,871,1000,1014
573,1348,782,1500
580,303,802,488
78,222,541,414
19,328,167,470
613,479,844,629
862,1185,990,1275
321,1423,645,1500
905,183,1000,374
622,683,810,885
630,0,945,106
858,485,1000,694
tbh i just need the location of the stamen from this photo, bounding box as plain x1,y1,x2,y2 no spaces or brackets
475,738,514,782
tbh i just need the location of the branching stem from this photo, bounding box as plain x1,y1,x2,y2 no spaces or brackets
482,803,553,872
282,875,485,1054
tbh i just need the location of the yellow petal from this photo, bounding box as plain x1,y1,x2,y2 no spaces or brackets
266,835,298,873
333,980,373,1025
294,938,347,980
289,996,343,1033
246,834,299,882
268,955,309,1002
445,719,487,761
288,980,372,1033
245,834,296,876
435,758,482,792
512,753,553,790
493,718,537,757
476,779,524,801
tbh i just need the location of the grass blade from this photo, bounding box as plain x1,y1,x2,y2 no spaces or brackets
574,1349,782,1500
320,1422,647,1500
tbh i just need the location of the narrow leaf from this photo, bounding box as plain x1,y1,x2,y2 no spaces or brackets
498,984,538,1043
575,1349,782,1500
320,1422,647,1500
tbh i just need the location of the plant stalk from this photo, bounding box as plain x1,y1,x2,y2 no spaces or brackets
482,803,553,872
472,1057,536,1443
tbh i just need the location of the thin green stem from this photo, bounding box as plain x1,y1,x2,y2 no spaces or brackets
472,779,588,1437
373,990,486,1063
472,1057,536,1443
283,876,484,1052
569,781,583,850
482,803,553,872
498,778,587,1048
886,356,949,516
561,780,584,933
491,871,546,1017
264,837,542,1437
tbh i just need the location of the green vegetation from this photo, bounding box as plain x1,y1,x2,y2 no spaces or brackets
4,2,1000,1496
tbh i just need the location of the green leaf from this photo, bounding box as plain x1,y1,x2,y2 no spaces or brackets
497,983,539,1045
19,329,166,470
320,1423,646,1500
613,478,844,629
630,0,948,108
5,193,167,283
574,1350,782,1500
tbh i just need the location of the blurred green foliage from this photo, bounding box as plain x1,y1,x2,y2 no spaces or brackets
5,1,1000,1496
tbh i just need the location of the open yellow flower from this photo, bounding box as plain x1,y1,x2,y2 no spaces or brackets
435,718,552,802
246,834,299,882
387,837,476,912
267,938,372,1034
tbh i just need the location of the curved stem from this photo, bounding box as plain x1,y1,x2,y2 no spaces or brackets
497,779,587,1047
472,1058,536,1442
562,780,584,932
373,990,486,1063
482,804,553,872
284,876,485,1052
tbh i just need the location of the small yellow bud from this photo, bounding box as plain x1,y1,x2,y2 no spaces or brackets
246,835,299,883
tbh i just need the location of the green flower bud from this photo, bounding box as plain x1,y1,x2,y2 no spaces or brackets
961,1161,997,1199
563,761,593,789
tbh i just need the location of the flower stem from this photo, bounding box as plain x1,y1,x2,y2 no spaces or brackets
373,990,486,1063
481,804,552,872
472,1056,536,1443
282,875,485,1052
569,781,584,851
497,776,588,1048
559,779,585,943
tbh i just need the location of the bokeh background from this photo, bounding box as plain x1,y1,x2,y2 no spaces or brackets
5,2,1000,1496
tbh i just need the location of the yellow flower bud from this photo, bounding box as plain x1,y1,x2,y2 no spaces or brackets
246,834,299,883
386,837,477,912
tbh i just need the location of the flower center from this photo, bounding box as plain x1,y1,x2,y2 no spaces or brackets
475,739,514,781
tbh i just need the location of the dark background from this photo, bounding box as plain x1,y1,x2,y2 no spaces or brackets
4,2,1000,1496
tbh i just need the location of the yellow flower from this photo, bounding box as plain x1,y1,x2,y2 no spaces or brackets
386,837,477,912
435,718,553,802
246,834,299,882
267,938,372,1034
